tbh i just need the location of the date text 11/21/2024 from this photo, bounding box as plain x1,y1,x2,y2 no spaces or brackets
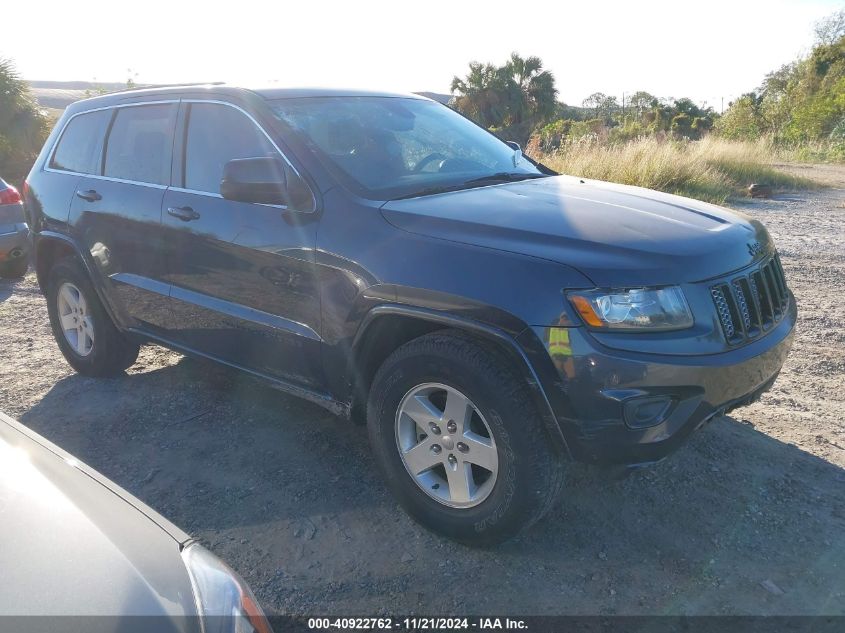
306,617,528,630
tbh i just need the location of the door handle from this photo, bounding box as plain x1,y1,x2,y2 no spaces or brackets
76,189,102,202
167,206,200,222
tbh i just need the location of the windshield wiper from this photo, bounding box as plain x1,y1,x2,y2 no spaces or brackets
391,173,548,201
462,172,548,185
391,184,471,200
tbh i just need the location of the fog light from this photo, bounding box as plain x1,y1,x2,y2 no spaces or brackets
623,396,675,429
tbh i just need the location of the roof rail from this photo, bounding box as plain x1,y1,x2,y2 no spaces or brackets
112,81,227,94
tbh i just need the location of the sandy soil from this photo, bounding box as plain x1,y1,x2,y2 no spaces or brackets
1,170,843,616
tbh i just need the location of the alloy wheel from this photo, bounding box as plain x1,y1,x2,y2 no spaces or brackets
395,382,498,508
57,282,94,357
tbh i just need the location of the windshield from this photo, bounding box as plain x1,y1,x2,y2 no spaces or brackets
269,96,545,200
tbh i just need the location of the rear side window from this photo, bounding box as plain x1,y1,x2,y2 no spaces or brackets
104,104,176,186
184,103,276,194
50,110,110,174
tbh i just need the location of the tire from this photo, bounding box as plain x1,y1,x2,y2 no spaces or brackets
0,257,28,279
45,257,139,377
367,330,566,546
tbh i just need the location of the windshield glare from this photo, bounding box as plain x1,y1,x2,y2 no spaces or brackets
270,97,543,200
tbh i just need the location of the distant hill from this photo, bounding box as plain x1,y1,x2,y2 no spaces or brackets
29,80,133,110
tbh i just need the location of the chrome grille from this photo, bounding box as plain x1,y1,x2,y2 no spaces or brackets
711,253,790,345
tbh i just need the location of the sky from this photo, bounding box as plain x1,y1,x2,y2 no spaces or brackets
4,0,842,108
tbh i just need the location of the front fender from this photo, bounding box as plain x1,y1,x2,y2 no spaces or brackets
351,303,573,458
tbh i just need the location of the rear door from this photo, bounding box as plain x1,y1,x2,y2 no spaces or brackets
40,108,111,233
68,102,177,331
160,101,323,388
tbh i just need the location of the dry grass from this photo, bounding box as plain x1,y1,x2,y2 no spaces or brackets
535,136,818,204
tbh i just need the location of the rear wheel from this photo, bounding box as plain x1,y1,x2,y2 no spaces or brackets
0,257,28,279
367,330,565,546
45,257,139,376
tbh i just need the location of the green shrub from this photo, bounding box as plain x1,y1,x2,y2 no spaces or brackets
714,95,763,141
0,58,49,183
531,119,574,151
715,29,845,159
608,120,647,144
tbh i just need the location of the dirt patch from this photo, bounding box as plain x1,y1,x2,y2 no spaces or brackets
1,175,844,616
774,162,845,189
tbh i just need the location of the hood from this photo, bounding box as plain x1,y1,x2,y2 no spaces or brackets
381,176,773,287
0,413,197,621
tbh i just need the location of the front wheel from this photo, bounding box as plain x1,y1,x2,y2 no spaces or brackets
367,330,565,546
45,257,139,377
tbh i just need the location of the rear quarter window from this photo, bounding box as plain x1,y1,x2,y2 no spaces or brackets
49,109,111,174
104,104,177,186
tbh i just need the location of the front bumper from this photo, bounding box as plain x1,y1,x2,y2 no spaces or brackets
0,223,30,261
524,294,797,465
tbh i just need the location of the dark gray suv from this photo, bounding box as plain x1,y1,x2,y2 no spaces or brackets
24,85,795,545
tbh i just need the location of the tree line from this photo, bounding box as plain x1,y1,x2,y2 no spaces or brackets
1,7,843,184
450,54,717,150
450,7,845,157
716,7,845,157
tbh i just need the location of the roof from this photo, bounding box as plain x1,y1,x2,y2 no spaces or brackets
61,83,431,113
251,86,428,100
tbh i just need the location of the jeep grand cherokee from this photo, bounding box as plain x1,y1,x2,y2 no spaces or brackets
24,86,795,545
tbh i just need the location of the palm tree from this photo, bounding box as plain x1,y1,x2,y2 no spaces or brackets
0,58,49,181
503,53,557,126
450,62,510,129
451,53,558,142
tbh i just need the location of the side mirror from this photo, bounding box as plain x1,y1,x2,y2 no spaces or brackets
505,141,523,167
220,157,312,210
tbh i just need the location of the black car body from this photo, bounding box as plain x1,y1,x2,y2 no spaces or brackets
24,86,795,544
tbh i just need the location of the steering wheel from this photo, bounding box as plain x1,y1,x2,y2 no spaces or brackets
413,152,447,172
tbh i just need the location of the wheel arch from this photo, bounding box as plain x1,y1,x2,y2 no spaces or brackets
34,232,80,291
349,304,572,458
34,231,122,327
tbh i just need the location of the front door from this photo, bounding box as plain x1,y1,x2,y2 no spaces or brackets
161,101,323,388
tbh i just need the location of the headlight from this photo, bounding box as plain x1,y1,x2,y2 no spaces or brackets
181,543,273,633
568,286,693,331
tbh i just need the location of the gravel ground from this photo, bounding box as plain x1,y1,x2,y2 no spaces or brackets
1,167,844,616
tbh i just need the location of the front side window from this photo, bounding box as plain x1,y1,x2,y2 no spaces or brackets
50,109,111,174
184,103,277,194
104,104,176,186
270,96,544,200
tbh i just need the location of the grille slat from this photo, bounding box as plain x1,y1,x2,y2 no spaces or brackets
711,253,789,346
753,269,775,329
732,279,755,336
711,286,736,341
773,254,788,309
764,263,783,319
748,273,767,330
